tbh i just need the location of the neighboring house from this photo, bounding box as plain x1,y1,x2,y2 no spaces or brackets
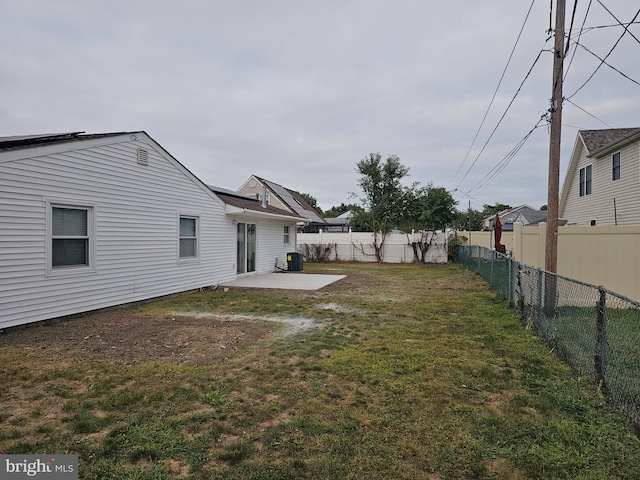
0,132,302,329
323,210,353,232
484,205,538,230
237,175,322,232
502,210,567,232
559,128,640,226
513,210,548,226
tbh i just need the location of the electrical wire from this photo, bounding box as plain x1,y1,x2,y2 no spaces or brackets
572,41,640,88
449,0,538,186
462,116,547,197
575,21,640,36
565,0,580,57
597,0,640,44
453,47,547,193
566,6,640,99
564,0,593,80
565,98,615,128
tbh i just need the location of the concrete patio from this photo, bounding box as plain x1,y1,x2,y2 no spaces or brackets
220,272,346,291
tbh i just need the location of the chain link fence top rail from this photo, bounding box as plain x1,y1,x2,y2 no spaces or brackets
458,245,640,432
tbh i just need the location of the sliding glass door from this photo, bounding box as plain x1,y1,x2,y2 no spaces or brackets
237,223,256,274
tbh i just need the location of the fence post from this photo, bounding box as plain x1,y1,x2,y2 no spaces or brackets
489,250,495,287
349,228,353,261
595,287,608,395
508,256,513,306
516,263,524,314
537,267,544,324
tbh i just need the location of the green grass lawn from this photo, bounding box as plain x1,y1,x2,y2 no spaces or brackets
1,263,639,479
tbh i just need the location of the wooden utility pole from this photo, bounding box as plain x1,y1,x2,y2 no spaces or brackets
544,0,565,317
545,0,565,274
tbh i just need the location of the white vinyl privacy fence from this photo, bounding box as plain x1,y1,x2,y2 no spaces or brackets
297,230,448,263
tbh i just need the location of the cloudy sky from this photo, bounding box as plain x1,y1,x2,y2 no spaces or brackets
2,1,638,212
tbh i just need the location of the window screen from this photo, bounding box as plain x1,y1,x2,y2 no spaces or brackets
52,207,89,267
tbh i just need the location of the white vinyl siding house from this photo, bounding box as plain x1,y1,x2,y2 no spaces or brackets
0,132,309,329
559,128,640,226
0,132,238,329
256,219,297,272
210,188,303,274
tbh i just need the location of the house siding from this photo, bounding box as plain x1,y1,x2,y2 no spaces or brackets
561,140,640,225
0,133,236,329
255,219,297,273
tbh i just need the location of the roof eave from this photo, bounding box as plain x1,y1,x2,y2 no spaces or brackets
586,128,640,158
225,204,308,223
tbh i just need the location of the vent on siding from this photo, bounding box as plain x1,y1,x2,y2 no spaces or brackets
137,148,149,166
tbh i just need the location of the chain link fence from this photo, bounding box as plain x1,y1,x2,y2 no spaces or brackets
459,245,640,431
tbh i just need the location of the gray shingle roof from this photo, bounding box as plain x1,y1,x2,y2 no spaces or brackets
580,128,640,155
209,186,306,219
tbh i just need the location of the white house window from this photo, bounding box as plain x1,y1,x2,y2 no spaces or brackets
52,206,91,268
612,152,621,180
284,225,290,244
179,216,198,259
579,165,592,196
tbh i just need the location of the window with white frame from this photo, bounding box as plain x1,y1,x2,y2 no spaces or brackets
579,165,592,196
284,225,290,245
51,205,92,269
179,216,198,259
612,152,621,180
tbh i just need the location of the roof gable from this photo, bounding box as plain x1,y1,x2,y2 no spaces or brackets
0,130,225,208
252,176,326,224
516,210,547,225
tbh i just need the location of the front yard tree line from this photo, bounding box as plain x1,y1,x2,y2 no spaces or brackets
351,152,457,262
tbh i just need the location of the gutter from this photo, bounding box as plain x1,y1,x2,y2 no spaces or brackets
224,204,309,223
587,129,640,158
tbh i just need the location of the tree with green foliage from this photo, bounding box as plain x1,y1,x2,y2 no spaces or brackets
452,208,485,231
354,153,409,261
399,184,457,262
482,203,511,218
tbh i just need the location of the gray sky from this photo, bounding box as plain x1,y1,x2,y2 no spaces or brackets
2,1,638,212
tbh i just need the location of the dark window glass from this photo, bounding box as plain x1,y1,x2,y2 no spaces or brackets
612,152,621,180
52,207,89,268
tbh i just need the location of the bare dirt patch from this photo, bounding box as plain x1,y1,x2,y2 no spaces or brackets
0,267,477,368
0,310,275,367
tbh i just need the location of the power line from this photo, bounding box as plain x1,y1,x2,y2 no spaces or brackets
461,116,547,197
575,21,640,35
453,47,548,192
564,0,580,57
597,0,640,45
566,6,640,99
564,0,592,80
565,98,615,128
449,0,538,186
572,40,640,88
